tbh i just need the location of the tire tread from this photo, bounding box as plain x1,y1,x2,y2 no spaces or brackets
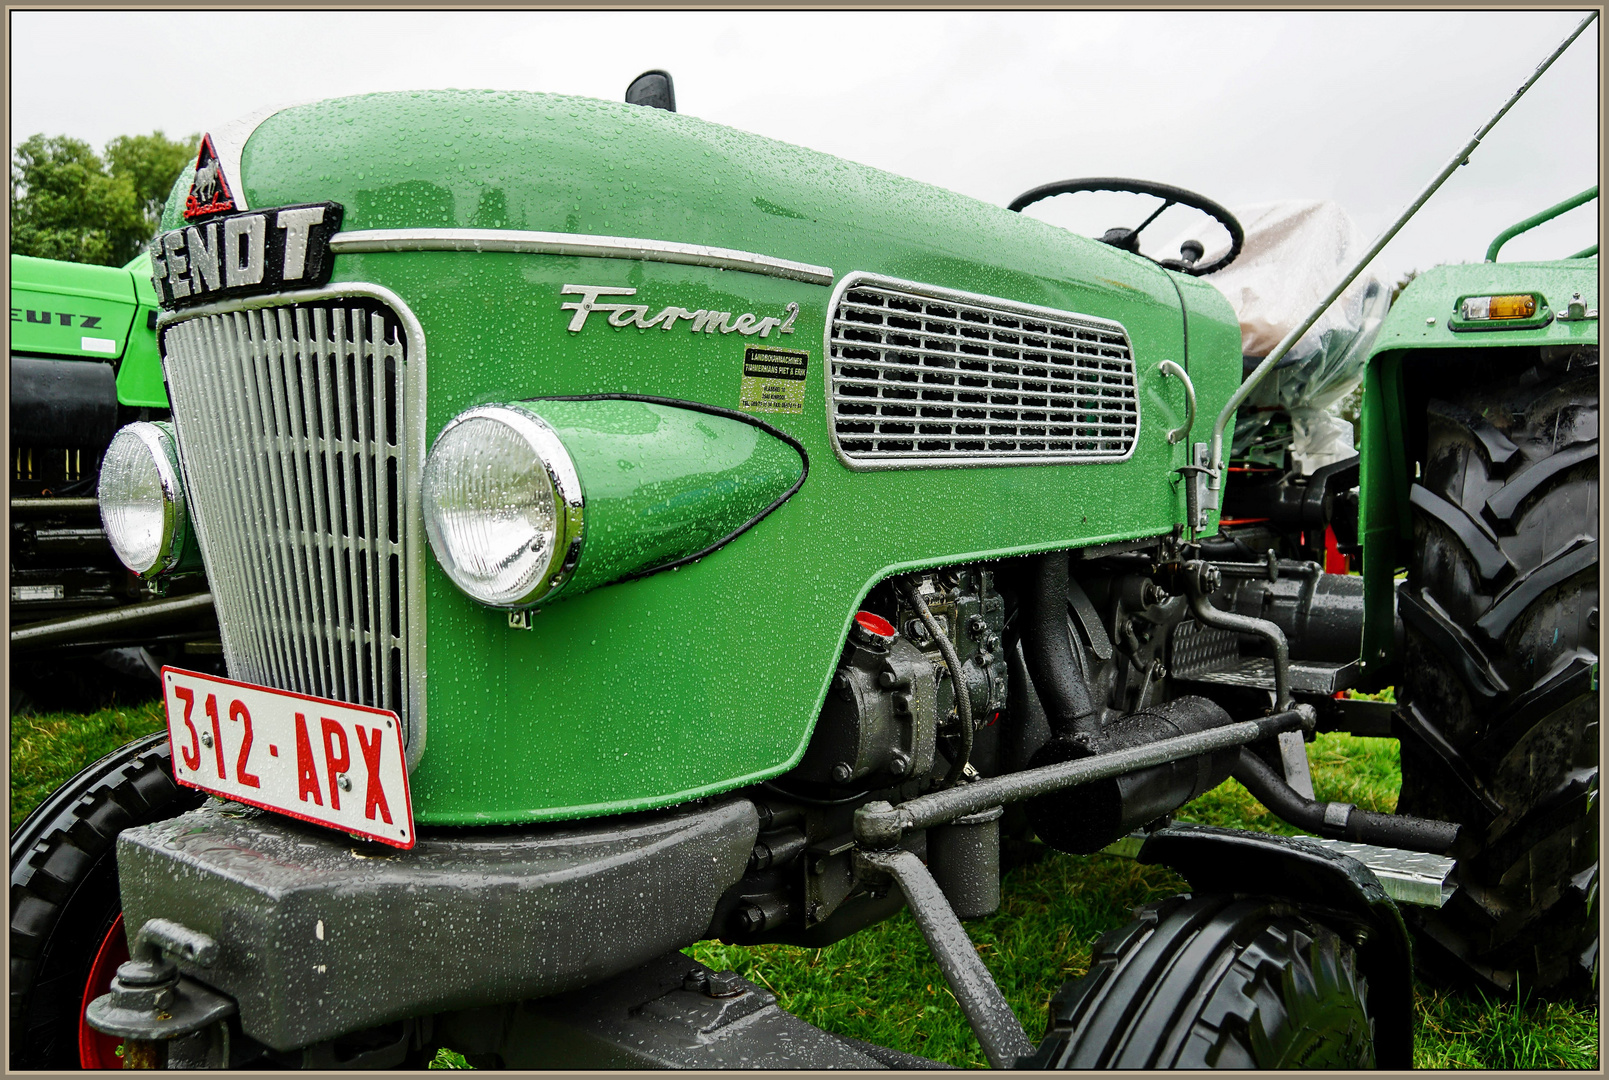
1399,351,1598,1000
1024,894,1374,1069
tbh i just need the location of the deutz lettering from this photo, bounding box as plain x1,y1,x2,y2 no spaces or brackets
150,202,344,309
11,309,102,328
561,284,800,338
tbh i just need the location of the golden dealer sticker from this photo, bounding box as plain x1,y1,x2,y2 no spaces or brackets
739,347,808,414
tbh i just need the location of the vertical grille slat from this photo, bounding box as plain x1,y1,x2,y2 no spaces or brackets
216,311,294,688
828,276,1141,467
274,306,330,700
190,315,259,682
292,306,344,704
255,308,319,693
357,314,384,710
163,298,413,734
370,312,398,718
310,307,359,702
170,320,258,677
331,309,371,704
235,309,305,689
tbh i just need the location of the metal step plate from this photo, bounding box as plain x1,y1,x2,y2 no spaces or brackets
1174,656,1359,694
1293,836,1457,908
1101,829,1457,907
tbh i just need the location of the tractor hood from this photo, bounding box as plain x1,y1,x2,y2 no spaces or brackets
160,90,1219,330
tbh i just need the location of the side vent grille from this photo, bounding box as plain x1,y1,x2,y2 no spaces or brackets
828,274,1140,468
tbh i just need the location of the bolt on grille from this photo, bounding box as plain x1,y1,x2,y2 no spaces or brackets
161,299,412,734
828,275,1140,468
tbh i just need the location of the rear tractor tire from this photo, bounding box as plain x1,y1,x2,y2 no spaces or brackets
1023,893,1377,1069
1397,348,1598,1000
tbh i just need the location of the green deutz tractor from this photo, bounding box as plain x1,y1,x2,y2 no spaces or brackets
9,254,219,707
11,44,1597,1069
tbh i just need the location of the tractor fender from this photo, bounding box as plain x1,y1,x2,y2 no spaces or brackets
1136,822,1413,1068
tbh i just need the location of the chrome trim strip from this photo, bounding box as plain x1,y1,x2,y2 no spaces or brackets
823,271,1141,472
159,284,430,770
328,228,835,287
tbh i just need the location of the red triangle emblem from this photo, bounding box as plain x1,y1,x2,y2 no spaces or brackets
183,134,237,220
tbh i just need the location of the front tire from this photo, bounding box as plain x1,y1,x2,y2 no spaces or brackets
1397,348,1598,999
9,732,204,1068
1023,893,1376,1069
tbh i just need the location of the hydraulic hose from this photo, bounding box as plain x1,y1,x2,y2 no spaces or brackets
1232,747,1460,855
1016,553,1102,747
897,579,973,789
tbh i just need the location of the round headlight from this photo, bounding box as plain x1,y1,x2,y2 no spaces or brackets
421,405,584,607
99,421,188,576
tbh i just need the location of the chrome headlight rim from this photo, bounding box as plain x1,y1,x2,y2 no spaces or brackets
422,404,585,609
99,420,189,577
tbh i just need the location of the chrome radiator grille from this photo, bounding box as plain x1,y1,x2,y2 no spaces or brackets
162,299,412,730
828,275,1140,468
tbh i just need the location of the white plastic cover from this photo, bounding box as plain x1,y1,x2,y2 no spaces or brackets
1171,200,1390,469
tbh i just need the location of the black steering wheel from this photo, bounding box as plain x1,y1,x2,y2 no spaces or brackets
1009,177,1244,276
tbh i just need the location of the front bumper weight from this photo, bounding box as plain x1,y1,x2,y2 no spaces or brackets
113,797,759,1051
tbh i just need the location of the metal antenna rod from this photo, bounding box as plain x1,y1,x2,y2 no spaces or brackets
1206,11,1598,497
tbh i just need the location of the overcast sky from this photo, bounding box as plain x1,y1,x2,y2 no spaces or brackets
10,10,1600,284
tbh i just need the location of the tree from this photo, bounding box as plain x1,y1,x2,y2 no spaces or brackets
10,131,197,267
106,132,198,231
1389,269,1419,305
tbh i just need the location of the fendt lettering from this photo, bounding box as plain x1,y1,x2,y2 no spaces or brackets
149,201,343,308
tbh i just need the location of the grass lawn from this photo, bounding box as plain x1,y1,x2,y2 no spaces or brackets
10,696,170,829
11,697,1599,1069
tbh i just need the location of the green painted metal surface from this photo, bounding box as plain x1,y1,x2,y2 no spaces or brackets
117,253,168,408
1368,261,1599,357
1357,354,1410,684
513,398,805,599
1357,258,1598,679
10,254,136,362
165,90,1243,823
8,253,170,408
1168,271,1240,380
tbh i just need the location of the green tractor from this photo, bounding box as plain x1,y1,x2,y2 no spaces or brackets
11,28,1596,1070
9,252,219,709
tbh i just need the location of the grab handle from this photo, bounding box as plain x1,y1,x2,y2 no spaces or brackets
1158,360,1196,445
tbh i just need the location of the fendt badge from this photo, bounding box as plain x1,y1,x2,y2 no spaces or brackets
150,203,344,310
149,135,346,310
561,284,800,338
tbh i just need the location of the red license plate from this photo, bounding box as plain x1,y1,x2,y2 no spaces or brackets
162,667,415,848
